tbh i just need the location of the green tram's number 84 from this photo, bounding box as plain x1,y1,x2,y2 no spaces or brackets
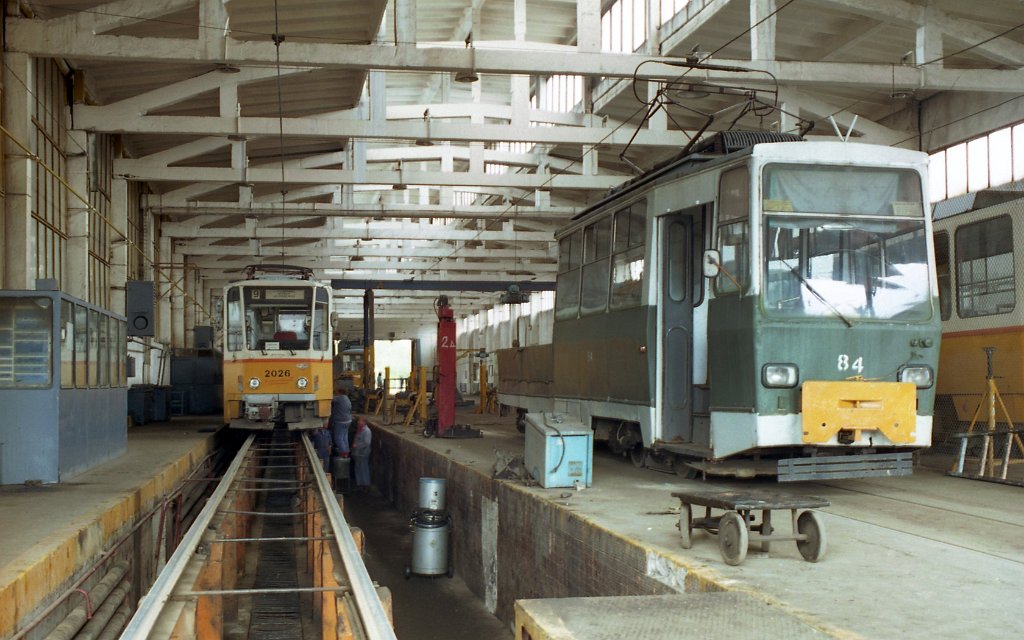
837,355,864,373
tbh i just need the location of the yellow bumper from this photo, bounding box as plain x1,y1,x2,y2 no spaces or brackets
802,380,917,445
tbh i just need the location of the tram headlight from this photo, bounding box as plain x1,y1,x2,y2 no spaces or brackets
248,377,261,389
762,363,799,388
898,365,933,389
296,376,309,389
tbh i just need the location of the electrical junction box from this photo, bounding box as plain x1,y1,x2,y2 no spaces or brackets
524,413,593,488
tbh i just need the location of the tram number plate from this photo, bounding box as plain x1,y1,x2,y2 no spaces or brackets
836,354,864,373
265,369,291,378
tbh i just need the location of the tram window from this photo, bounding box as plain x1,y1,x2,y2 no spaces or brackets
580,218,612,315
312,287,330,350
226,287,243,351
719,167,749,223
581,260,611,315
75,304,89,387
668,221,688,302
584,217,611,263
61,299,74,388
558,231,583,272
555,269,582,319
613,201,647,252
556,230,584,319
933,231,952,320
956,215,1015,318
610,245,644,310
715,221,749,295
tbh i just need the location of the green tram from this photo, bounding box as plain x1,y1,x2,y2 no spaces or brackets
497,131,941,481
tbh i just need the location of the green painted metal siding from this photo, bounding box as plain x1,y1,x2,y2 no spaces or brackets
707,295,758,411
551,306,655,405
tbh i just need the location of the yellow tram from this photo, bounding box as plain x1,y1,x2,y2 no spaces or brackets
222,265,333,430
932,190,1024,425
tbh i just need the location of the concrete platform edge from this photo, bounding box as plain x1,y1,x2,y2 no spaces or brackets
0,431,218,638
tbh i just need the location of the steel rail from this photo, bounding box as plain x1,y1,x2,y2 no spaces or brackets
118,434,256,640
300,434,398,640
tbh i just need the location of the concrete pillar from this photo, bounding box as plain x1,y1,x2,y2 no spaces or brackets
577,0,601,53
750,0,777,61
183,257,196,349
3,53,35,290
110,177,129,314
158,235,173,345
66,130,90,300
171,249,185,348
394,0,417,45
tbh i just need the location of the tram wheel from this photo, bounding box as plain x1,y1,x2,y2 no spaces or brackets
718,511,748,566
796,510,827,562
673,457,699,479
629,445,647,468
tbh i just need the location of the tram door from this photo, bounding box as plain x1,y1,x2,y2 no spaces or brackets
660,212,694,442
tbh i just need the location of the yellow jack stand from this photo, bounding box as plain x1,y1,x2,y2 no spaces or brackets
951,347,1024,481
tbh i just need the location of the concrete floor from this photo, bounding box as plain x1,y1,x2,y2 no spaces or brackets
369,407,1024,640
342,488,512,639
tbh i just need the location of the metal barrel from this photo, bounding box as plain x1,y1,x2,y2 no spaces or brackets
410,512,450,575
418,477,447,511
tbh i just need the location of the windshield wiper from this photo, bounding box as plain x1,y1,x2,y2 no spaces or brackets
785,262,853,328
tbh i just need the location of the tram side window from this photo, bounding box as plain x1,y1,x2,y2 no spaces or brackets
933,231,952,321
715,167,750,295
555,231,583,319
226,287,243,351
312,287,330,350
956,215,1014,318
581,217,612,315
610,200,646,310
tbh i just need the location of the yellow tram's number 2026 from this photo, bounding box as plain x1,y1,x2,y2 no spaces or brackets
264,369,291,378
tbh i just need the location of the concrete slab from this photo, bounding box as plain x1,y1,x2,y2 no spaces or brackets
515,593,826,639
0,418,219,638
369,407,1024,640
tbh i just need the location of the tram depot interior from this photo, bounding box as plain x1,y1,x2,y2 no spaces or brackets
2,1,1024,639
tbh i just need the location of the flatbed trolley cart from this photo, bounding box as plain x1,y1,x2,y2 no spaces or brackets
671,490,830,566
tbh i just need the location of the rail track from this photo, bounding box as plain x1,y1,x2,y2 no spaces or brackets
119,431,396,640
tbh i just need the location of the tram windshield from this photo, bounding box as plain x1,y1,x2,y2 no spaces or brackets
761,164,930,322
224,284,331,351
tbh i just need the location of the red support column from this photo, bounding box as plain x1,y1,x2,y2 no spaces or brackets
436,296,457,435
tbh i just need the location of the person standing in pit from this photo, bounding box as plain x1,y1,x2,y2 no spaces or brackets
351,416,372,490
330,387,352,458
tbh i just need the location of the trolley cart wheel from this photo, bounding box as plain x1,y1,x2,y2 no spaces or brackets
678,503,693,549
796,510,827,562
404,566,412,579
718,511,749,566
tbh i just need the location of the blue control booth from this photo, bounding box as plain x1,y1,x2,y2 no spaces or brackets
0,289,127,484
